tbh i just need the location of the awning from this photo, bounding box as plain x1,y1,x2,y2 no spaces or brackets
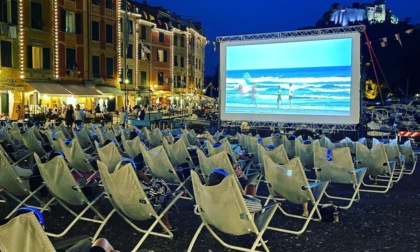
26,82,71,95
63,84,101,96
95,85,125,96
0,84,24,91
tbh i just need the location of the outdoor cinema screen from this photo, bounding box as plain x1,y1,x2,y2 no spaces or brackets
219,31,361,124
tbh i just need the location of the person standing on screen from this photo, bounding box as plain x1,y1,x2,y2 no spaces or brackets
288,83,294,106
251,84,257,107
277,85,282,108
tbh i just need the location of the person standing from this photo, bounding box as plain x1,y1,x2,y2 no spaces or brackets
15,105,21,120
74,104,85,127
277,85,282,109
65,104,75,129
119,107,128,128
288,83,294,106
24,105,30,119
251,84,257,107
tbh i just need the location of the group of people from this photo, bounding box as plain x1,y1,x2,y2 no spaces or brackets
245,82,295,108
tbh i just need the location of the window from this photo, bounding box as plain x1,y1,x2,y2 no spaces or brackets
126,69,133,84
180,36,185,47
159,32,164,43
65,11,75,33
140,25,146,39
32,46,42,69
174,55,178,66
31,2,43,30
43,48,50,69
157,49,167,62
174,35,178,46
106,57,114,78
91,0,99,5
1,40,12,67
141,71,146,86
105,0,113,9
92,55,100,78
66,48,77,69
180,57,184,67
0,0,17,25
158,71,164,85
138,44,150,60
106,24,113,44
127,44,133,58
27,46,50,69
92,21,99,41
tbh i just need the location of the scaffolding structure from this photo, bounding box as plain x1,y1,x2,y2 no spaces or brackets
217,25,365,132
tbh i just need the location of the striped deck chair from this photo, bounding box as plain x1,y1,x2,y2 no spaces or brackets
0,151,49,218
188,170,277,252
264,156,329,235
313,143,367,210
355,142,396,193
0,213,56,252
94,160,183,252
33,153,106,238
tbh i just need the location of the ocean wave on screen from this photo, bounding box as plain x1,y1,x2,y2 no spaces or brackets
226,76,351,85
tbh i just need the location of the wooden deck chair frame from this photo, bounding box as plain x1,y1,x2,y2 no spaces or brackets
0,213,56,252
139,143,193,200
33,153,106,238
264,156,329,235
188,170,278,252
356,142,396,193
0,151,50,219
94,160,183,252
313,144,367,210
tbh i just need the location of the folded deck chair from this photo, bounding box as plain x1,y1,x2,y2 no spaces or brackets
33,153,106,238
162,138,195,168
188,170,277,252
399,140,418,175
264,156,328,235
94,160,183,252
355,142,396,193
59,138,98,182
0,151,49,218
313,144,367,210
0,212,56,252
139,143,193,199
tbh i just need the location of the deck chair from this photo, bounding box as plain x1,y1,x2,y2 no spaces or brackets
382,139,405,182
139,144,193,199
147,128,163,147
162,138,195,168
313,144,367,210
94,141,123,172
56,123,72,139
59,138,98,182
294,140,314,170
399,140,418,175
355,142,395,193
264,156,328,235
45,130,66,152
33,153,106,238
188,170,277,252
29,125,46,144
73,128,94,151
121,134,143,158
0,151,49,218
281,135,297,159
0,213,56,252
94,160,183,251
259,136,273,148
318,136,336,149
21,130,48,159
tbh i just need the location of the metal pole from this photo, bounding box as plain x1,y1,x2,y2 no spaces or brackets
124,0,128,111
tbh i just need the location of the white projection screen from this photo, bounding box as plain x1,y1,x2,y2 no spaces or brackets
219,31,361,124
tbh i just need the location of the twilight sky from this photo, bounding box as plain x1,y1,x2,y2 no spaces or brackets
144,0,420,75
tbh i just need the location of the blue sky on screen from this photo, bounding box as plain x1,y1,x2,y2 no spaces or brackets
226,38,352,70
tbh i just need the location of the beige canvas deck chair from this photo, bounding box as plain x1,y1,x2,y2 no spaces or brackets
318,136,336,149
147,128,163,147
0,151,49,219
197,150,236,180
29,125,46,144
264,156,328,235
94,141,123,172
313,144,367,210
257,144,289,178
188,170,277,252
382,139,405,182
355,142,396,193
59,138,98,182
94,160,183,252
121,134,143,159
280,135,297,159
203,130,216,146
399,140,418,175
21,130,48,159
57,122,72,139
33,153,106,238
45,130,65,152
294,140,314,170
0,213,56,252
259,136,273,148
72,128,94,151
139,144,193,199
162,138,195,168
